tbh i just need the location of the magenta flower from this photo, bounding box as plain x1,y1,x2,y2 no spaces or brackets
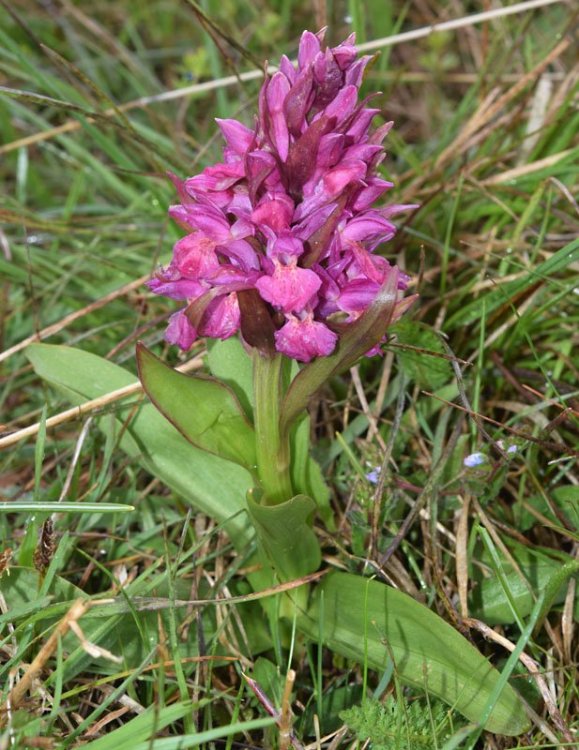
148,29,416,362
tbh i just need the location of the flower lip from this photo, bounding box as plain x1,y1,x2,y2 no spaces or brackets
256,259,321,314
274,313,338,362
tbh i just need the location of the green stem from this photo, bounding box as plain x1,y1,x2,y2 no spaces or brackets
252,350,293,505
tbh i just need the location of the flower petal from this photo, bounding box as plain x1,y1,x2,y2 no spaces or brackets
175,205,230,241
265,72,291,161
298,30,321,69
199,294,241,339
256,261,321,313
342,212,396,243
147,276,205,301
344,55,371,87
216,118,254,156
186,161,244,195
352,178,393,211
323,159,366,199
245,149,278,204
215,238,260,271
268,233,304,261
336,278,380,316
165,309,198,350
275,314,338,362
319,85,358,126
332,36,357,70
279,54,297,84
173,234,221,278
251,194,294,232
284,67,314,136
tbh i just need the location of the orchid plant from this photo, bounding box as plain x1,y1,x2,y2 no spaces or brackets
20,30,530,738
132,29,530,736
141,29,415,519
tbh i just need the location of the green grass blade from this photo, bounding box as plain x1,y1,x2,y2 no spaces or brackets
0,502,134,513
130,717,276,750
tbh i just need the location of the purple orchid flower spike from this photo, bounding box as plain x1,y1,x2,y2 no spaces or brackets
148,29,417,362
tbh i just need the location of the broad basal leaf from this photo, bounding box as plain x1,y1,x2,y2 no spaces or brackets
137,343,257,470
26,343,253,547
299,571,530,736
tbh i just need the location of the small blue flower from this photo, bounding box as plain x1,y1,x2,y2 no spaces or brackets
366,467,381,484
463,452,487,468
497,440,518,455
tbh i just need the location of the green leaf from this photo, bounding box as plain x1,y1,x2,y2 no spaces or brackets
553,485,579,530
300,572,530,735
246,491,321,581
290,415,333,527
136,343,257,470
390,320,452,388
26,343,253,547
517,486,579,535
470,541,577,624
281,271,417,435
206,337,254,419
251,656,283,707
533,559,579,634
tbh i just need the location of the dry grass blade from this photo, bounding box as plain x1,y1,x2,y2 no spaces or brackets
561,576,576,663
67,619,122,664
0,355,204,450
0,275,150,364
279,669,298,750
433,38,570,170
456,495,471,618
80,570,328,616
481,148,576,185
